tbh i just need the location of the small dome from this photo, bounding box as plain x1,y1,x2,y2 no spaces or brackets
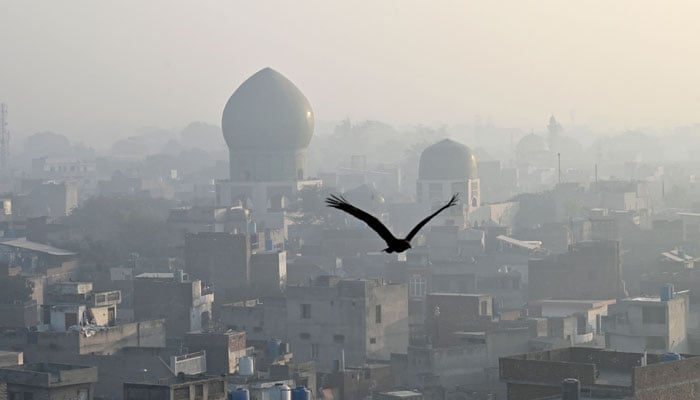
222,68,314,150
516,133,549,156
418,139,477,180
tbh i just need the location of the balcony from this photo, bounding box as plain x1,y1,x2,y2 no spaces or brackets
90,290,121,307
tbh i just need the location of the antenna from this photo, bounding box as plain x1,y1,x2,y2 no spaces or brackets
557,152,561,184
595,164,598,185
0,103,8,175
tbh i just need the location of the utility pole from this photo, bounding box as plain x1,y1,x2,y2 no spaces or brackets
0,104,9,175
557,152,562,184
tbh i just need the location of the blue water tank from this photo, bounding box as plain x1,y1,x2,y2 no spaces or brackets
229,388,250,400
267,338,282,357
661,352,682,362
660,283,674,301
292,386,311,400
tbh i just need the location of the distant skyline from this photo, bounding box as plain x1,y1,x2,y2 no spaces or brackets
2,1,699,147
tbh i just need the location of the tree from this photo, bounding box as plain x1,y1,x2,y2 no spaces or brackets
52,196,180,268
0,277,33,304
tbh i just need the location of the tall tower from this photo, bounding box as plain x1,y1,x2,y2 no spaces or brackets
0,103,8,174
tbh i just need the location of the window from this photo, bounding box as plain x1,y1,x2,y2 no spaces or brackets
311,344,320,359
480,301,489,316
253,326,263,333
577,316,587,335
645,336,666,350
375,305,382,324
409,275,427,297
333,334,345,343
301,304,311,319
369,337,376,344
300,332,311,340
642,306,666,324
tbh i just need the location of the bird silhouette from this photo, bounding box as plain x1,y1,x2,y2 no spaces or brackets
326,193,459,253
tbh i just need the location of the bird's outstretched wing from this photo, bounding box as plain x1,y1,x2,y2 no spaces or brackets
325,195,397,244
404,194,459,242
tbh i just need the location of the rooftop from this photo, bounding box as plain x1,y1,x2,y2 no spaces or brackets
0,363,97,387
0,238,77,256
378,390,424,398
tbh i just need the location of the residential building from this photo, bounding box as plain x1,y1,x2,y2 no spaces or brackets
0,362,97,400
500,347,700,400
286,277,408,371
133,272,214,338
528,241,622,301
184,232,250,296
603,289,688,354
183,331,248,375
527,299,616,346
41,281,121,330
123,375,227,400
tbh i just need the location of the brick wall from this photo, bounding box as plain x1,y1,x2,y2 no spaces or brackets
633,356,700,399
499,358,595,386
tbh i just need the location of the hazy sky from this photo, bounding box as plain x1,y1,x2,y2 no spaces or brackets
2,1,699,146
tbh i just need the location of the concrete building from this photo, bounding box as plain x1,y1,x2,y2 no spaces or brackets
528,241,622,301
416,138,480,229
0,351,22,367
183,331,248,375
0,238,79,284
286,277,408,371
123,375,227,400
167,205,251,236
184,232,250,296
41,281,121,330
603,290,689,354
425,293,493,347
0,362,97,400
133,272,214,338
250,251,287,295
19,180,78,218
321,363,393,400
527,299,616,346
223,277,409,372
500,347,700,400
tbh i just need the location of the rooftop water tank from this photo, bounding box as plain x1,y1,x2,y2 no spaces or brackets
268,339,282,358
229,388,250,400
269,383,292,400
562,378,580,400
661,352,682,362
292,386,311,400
239,356,254,376
660,283,674,301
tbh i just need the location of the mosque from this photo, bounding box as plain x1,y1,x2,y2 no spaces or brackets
217,68,511,231
215,68,321,226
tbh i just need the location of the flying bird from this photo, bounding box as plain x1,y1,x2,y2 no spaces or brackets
326,194,459,253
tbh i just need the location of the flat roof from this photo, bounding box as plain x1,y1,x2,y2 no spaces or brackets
428,292,489,298
379,391,423,398
496,235,542,250
529,299,617,308
135,272,174,279
0,238,77,256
